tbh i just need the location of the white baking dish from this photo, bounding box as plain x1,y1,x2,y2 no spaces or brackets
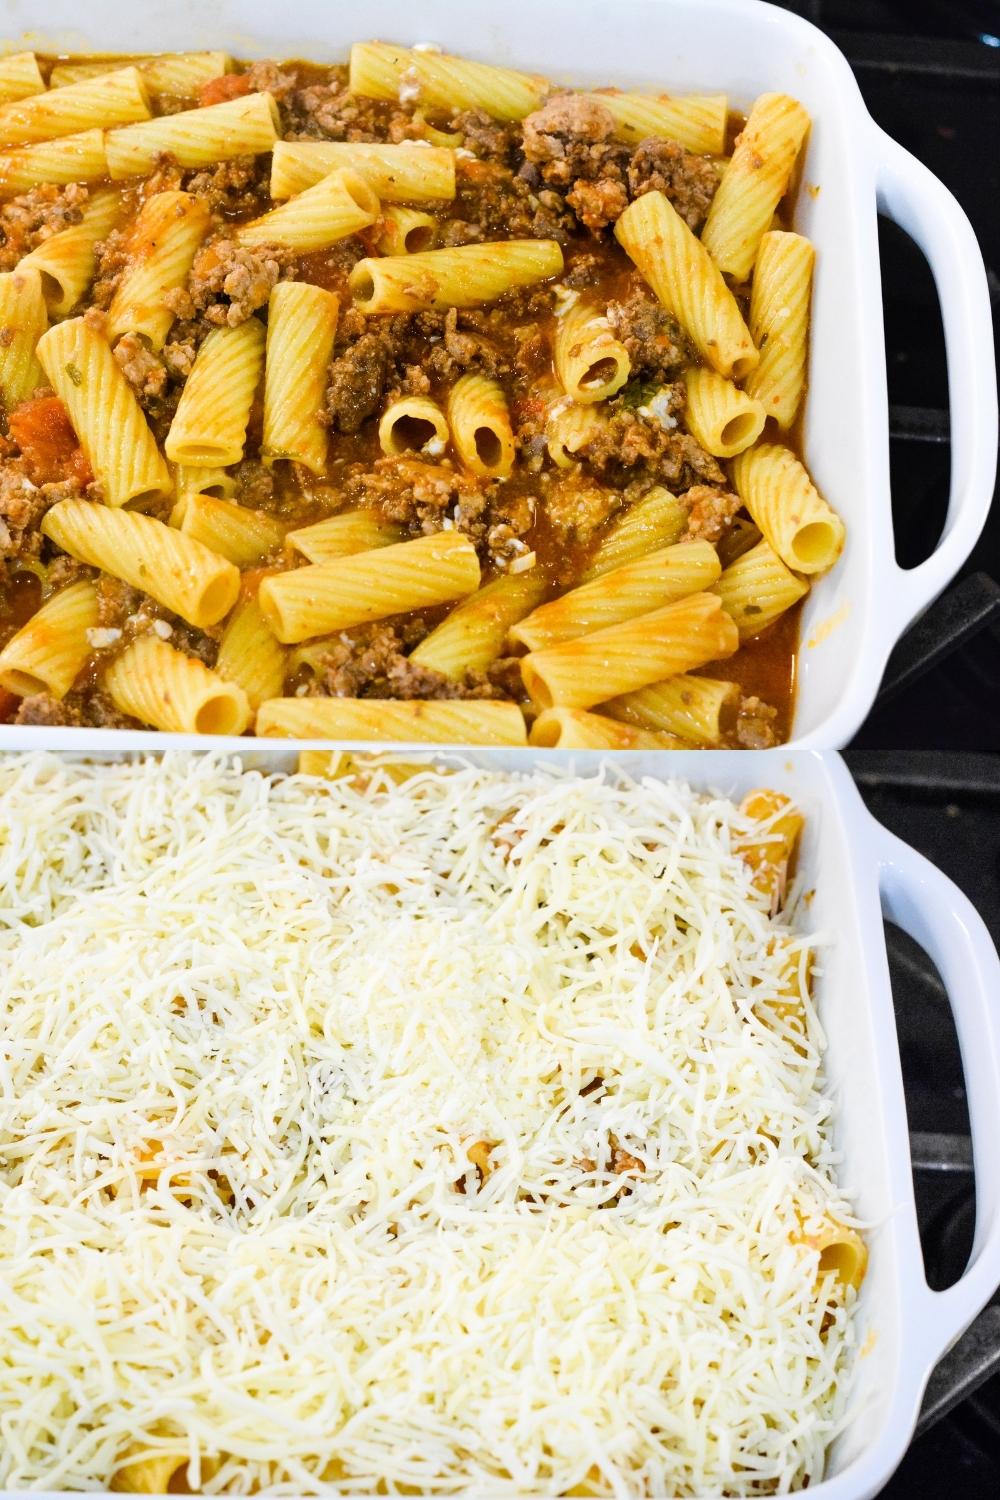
2,738,999,1499
0,0,995,749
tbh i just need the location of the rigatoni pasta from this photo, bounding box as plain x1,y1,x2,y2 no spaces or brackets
349,41,546,120
0,52,45,105
0,66,151,146
258,533,481,643
0,128,107,194
105,93,279,178
35,317,171,507
732,444,845,575
49,52,231,96
446,374,515,478
236,169,378,251
270,140,456,202
257,695,528,744
18,187,121,316
0,267,46,408
378,395,450,458
683,367,766,458
0,579,98,699
105,191,211,349
409,572,545,678
615,191,758,379
583,89,727,155
744,231,815,429
349,240,564,313
604,674,740,746
104,634,250,735
41,499,239,629
165,320,265,468
214,596,287,711
510,539,721,651
373,205,438,256
262,281,339,473
179,495,285,567
521,591,739,710
529,707,684,750
553,299,630,403
715,539,809,639
701,93,811,280
285,513,407,565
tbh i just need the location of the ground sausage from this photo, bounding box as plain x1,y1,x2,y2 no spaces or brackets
684,484,743,544
607,285,691,380
187,238,291,326
581,406,726,491
627,138,719,232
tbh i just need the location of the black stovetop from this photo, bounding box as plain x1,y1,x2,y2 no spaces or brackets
772,1,1000,1492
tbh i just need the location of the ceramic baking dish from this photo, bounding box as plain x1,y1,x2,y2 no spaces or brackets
1,739,998,1499
0,0,995,751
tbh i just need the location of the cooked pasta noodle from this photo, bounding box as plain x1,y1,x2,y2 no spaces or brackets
41,499,239,629
165,320,265,468
446,374,515,478
0,66,151,146
683,367,766,457
36,317,171,507
270,140,456,202
50,52,230,95
409,572,545,678
0,128,108,194
583,89,728,155
349,240,563,313
553,298,630,403
529,706,684,749
580,487,688,582
257,695,528,744
715,539,809,639
0,266,46,407
105,191,211,349
701,93,811,280
0,52,44,105
179,495,285,567
104,634,251,735
374,204,438,255
258,533,481,643
604,674,740,746
378,395,450,458
615,191,758,380
263,281,339,473
349,41,546,120
511,539,721,651
0,579,98,698
18,187,121,317
105,93,280,178
214,596,287,711
732,444,844,575
744,231,815,429
284,513,407,565
236,169,378,250
521,591,739,709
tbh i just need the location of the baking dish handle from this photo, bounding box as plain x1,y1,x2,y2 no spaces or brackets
871,125,998,634
873,824,1000,1361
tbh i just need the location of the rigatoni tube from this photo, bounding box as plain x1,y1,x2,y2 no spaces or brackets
36,317,171,508
0,580,98,698
701,93,811,280
731,444,844,575
529,707,684,750
683,367,765,458
236,169,378,251
105,191,212,350
409,572,546,678
349,240,563,314
18,188,121,317
263,281,339,473
744,231,815,430
604,674,740,746
0,266,46,407
104,635,251,736
270,140,456,202
284,512,406,565
42,500,240,629
256,695,528,745
520,591,739,710
165,319,265,468
348,41,546,121
511,540,721,651
0,129,108,195
446,374,515,478
105,92,279,179
580,487,688,582
214,597,287,711
714,538,809,638
0,66,151,146
258,533,481,644
615,191,757,380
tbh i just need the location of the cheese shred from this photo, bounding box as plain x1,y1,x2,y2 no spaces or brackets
0,751,860,1495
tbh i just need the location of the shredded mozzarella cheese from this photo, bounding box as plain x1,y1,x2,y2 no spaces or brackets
0,752,860,1496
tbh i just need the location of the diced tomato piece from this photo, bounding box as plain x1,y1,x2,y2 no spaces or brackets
8,395,93,487
198,72,253,108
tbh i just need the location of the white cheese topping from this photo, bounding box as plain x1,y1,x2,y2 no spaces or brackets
0,752,859,1495
638,387,679,429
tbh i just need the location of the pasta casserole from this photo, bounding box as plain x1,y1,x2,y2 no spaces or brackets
0,44,842,746
0,751,866,1494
